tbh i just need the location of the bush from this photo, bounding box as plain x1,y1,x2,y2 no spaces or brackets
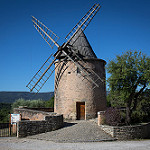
0,108,10,123
104,107,122,126
0,103,12,123
131,98,150,123
45,96,54,108
12,98,46,109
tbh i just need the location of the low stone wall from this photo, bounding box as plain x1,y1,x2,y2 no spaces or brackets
17,115,63,138
14,108,56,121
100,123,150,140
20,107,54,112
13,108,63,138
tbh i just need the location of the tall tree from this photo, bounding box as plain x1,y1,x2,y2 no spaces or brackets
107,50,150,124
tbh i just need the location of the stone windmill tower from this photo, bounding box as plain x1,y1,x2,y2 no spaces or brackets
26,4,106,120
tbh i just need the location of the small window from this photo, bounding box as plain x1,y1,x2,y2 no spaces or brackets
76,67,81,73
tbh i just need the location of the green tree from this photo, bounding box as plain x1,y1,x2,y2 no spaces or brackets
0,108,10,123
0,103,11,123
45,96,54,108
131,89,150,123
12,98,46,109
107,50,150,124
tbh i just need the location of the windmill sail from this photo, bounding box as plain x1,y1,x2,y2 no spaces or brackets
26,51,61,93
27,4,102,93
27,17,61,93
64,3,100,47
32,16,60,48
58,4,103,89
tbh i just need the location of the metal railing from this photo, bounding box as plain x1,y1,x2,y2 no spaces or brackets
0,123,17,137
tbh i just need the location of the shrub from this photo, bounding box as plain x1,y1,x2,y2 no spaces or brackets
104,107,122,126
45,96,54,108
131,98,150,123
29,99,46,108
0,103,12,123
0,108,10,123
12,98,46,109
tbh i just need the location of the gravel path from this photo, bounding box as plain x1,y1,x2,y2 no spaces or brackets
27,120,115,143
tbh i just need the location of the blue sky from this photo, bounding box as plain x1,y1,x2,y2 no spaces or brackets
0,0,150,92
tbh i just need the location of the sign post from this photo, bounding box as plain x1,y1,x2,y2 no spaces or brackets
10,114,21,135
9,114,11,136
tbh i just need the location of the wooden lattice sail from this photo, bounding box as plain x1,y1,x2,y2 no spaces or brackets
26,3,102,93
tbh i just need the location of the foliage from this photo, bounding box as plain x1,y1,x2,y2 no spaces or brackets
107,91,125,107
45,96,54,108
131,89,150,123
107,50,150,124
0,103,11,123
0,96,54,123
0,108,10,123
12,98,46,109
104,107,122,126
0,103,11,110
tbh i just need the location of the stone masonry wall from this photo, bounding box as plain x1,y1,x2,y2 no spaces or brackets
20,107,54,112
17,115,63,138
14,108,63,137
14,108,56,121
100,123,150,140
54,58,107,120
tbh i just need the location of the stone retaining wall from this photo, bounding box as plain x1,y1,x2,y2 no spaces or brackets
100,123,150,140
14,108,63,138
17,115,63,138
14,108,56,121
19,107,54,112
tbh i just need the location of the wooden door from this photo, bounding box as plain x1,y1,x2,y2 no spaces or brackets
76,102,85,120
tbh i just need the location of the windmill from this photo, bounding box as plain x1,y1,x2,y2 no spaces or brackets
27,4,107,120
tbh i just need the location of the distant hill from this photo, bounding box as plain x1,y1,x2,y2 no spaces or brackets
0,92,54,103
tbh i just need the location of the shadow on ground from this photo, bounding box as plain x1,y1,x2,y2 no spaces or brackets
63,122,77,128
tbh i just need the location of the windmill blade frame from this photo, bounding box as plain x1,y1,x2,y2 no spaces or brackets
26,51,62,93
32,16,60,48
27,4,102,93
64,3,100,47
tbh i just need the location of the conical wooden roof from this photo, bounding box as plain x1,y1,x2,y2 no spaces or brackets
70,29,97,58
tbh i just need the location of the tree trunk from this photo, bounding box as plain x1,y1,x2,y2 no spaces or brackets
126,105,131,124
126,84,146,124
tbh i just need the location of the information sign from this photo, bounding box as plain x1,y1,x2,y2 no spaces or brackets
11,114,21,125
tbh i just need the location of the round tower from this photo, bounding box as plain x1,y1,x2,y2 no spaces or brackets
54,30,107,120
54,58,106,120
